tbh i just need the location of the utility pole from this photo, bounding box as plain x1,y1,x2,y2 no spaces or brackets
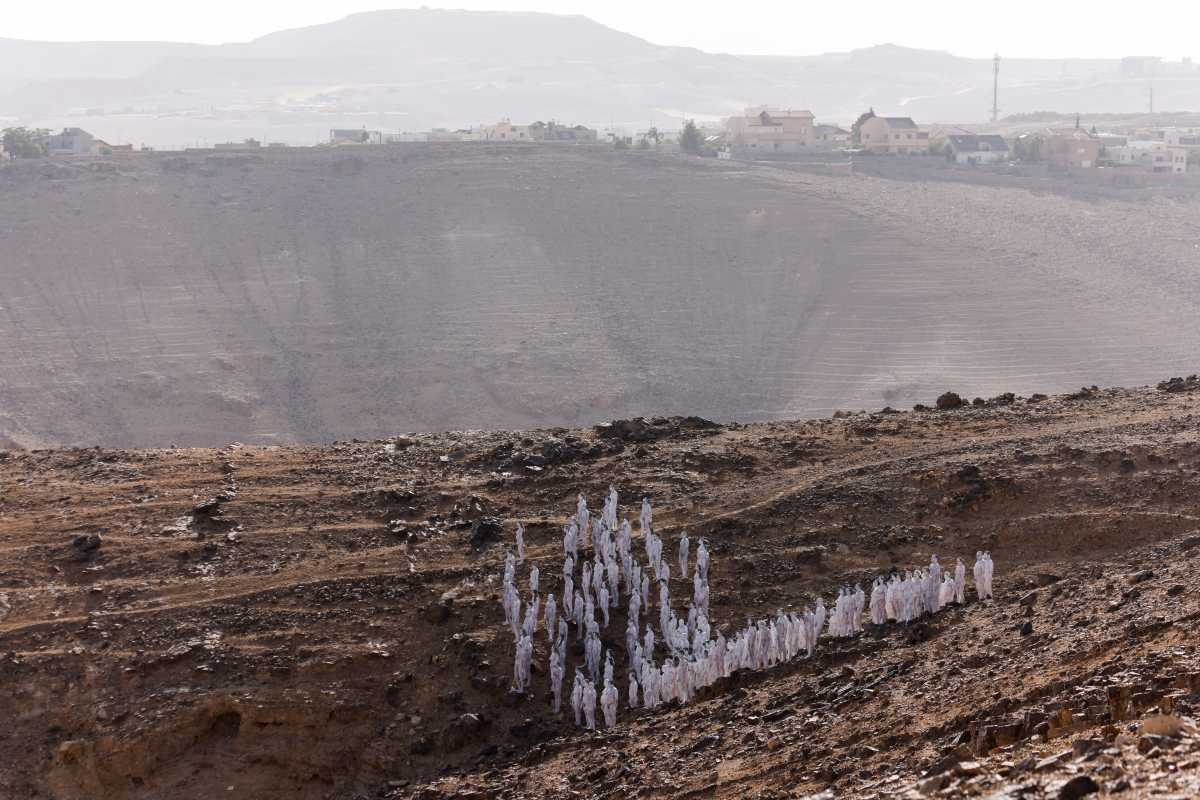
1149,85,1154,114
991,53,1001,123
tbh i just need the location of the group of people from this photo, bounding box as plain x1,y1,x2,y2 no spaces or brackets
501,490,998,730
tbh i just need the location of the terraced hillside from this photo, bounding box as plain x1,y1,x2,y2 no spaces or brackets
2,145,1200,448
4,382,1200,798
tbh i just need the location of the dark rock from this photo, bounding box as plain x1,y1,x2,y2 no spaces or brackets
989,392,1016,406
1019,591,1038,607
70,534,102,561
1167,584,1185,597
192,497,223,515
410,735,435,755
469,517,503,550
1019,621,1034,637
595,418,656,442
1129,569,1154,584
508,718,534,738
1057,775,1099,799
440,713,489,752
936,392,964,410
425,600,452,625
1157,375,1199,393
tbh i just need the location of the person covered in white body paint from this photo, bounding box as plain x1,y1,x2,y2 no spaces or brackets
696,539,709,580
522,594,539,639
571,670,584,726
974,551,993,600
544,594,556,643
529,564,539,595
980,551,994,599
939,573,955,607
601,680,618,728
514,633,533,693
627,672,639,709
564,521,577,563
954,557,967,604
515,522,525,563
678,532,689,580
598,585,610,626
550,649,564,712
870,578,887,626
585,631,601,682
582,679,597,729
501,579,521,637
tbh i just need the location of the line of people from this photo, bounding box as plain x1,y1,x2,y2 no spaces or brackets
501,489,997,730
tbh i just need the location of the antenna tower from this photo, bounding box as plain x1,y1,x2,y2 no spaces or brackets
991,53,1001,123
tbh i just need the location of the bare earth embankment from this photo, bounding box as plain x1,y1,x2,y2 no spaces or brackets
2,146,1199,448
4,384,1200,799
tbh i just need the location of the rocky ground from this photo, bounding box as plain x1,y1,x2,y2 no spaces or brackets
4,378,1200,799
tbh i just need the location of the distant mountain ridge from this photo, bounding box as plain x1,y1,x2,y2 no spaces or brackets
2,9,1197,146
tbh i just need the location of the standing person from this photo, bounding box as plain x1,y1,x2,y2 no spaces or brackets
601,680,618,728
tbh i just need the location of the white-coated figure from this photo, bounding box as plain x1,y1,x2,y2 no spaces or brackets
583,680,597,729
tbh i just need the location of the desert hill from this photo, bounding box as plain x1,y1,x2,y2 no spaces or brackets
3,146,1200,449
3,382,1200,798
4,9,1200,144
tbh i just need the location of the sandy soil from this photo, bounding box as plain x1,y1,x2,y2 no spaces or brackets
2,146,1200,448
4,381,1200,798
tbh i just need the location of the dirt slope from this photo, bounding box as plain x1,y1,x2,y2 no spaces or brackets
4,380,1200,798
4,147,1200,448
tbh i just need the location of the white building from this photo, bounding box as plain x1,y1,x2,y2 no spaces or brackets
1104,140,1188,173
945,134,1010,165
726,107,816,154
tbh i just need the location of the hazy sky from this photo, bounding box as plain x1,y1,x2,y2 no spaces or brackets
3,1,1197,60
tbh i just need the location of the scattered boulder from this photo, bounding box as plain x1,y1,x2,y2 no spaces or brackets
936,392,964,410
192,497,223,516
70,534,102,561
440,713,489,752
1056,775,1099,799
469,517,503,550
1157,375,1199,393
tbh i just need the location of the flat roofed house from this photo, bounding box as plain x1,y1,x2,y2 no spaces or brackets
726,107,816,155
46,127,95,156
1044,130,1102,169
330,129,382,145
482,119,532,141
858,116,930,155
945,134,1010,164
812,124,851,149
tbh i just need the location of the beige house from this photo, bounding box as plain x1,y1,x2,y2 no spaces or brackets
726,107,816,154
481,119,533,141
1103,141,1188,173
1044,130,1102,169
858,116,930,154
